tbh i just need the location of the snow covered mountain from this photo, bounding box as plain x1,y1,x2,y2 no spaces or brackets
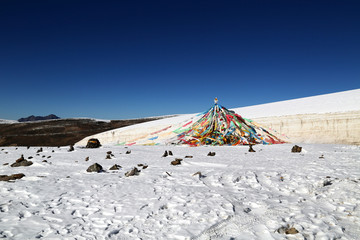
76,89,360,146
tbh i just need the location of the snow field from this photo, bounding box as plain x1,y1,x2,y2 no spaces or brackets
232,89,360,118
0,144,359,239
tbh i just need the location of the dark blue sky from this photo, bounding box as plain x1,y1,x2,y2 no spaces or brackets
1,0,359,120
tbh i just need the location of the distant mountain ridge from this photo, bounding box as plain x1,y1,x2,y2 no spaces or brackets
18,114,60,122
0,117,168,146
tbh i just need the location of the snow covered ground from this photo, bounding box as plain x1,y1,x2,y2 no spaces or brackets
1,144,359,239
231,89,360,118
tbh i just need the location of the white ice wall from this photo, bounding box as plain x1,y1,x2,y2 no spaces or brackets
252,111,360,145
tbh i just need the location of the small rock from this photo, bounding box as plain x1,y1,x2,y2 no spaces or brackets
28,156,33,159
109,164,121,170
126,150,131,154
244,208,252,213
171,158,183,165
85,157,89,161
0,173,25,182
207,152,216,156
37,148,43,153
248,145,256,152
142,165,148,169
185,155,193,158
106,154,112,159
11,155,33,167
42,160,48,163
86,138,101,148
86,163,103,173
3,163,9,166
162,151,168,157
291,145,302,153
319,155,324,159
168,151,173,156
323,180,332,187
277,226,299,235
68,145,74,152
107,151,112,154
192,171,204,178
125,167,140,177
16,155,25,162
285,227,299,235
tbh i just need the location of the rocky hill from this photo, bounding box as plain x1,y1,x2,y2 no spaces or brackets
18,114,60,122
0,117,166,147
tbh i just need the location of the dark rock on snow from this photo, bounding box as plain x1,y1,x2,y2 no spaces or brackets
86,138,101,148
248,145,256,152
162,151,168,157
68,145,74,152
125,167,140,177
109,164,121,170
291,145,302,153
192,171,205,178
11,155,33,167
277,226,299,235
86,163,103,173
171,158,183,165
0,173,25,181
207,152,216,156
244,208,252,213
137,163,148,169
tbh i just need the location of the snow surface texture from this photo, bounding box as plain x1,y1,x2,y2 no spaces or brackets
76,89,360,146
0,144,359,239
232,89,360,118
